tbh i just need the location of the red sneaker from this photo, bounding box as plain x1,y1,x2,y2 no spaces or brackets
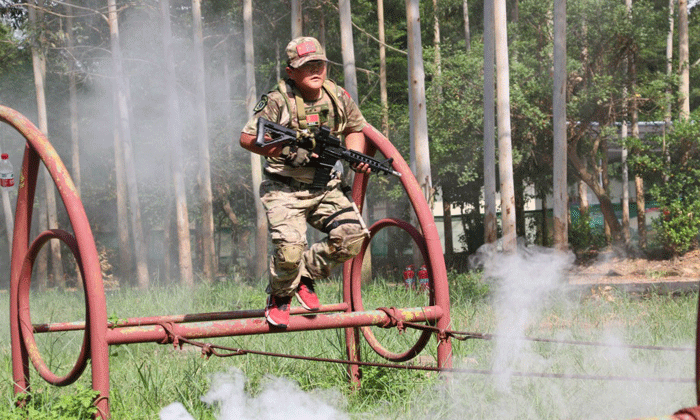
265,295,291,328
295,277,320,311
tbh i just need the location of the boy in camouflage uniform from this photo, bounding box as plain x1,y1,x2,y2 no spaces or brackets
240,36,371,328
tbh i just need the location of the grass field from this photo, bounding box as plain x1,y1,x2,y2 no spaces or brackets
1,262,698,419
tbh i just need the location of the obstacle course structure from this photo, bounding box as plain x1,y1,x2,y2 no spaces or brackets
2,105,452,419
8,103,700,420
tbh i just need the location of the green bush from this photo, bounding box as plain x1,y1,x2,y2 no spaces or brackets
643,117,700,257
568,208,607,257
2,387,98,420
448,270,490,302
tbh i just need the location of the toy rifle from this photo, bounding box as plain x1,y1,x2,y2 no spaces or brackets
255,117,401,190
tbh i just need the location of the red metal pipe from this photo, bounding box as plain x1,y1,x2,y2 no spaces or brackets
1,106,110,418
17,229,90,386
360,124,453,369
32,303,350,333
105,306,443,345
350,218,434,362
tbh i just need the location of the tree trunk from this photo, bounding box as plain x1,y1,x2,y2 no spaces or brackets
339,0,358,101
339,0,371,281
443,201,453,256
663,0,673,180
540,193,547,246
29,1,64,288
679,0,689,120
108,0,150,289
568,151,622,241
112,94,131,284
319,8,326,47
432,0,442,100
553,0,567,251
378,0,389,137
65,4,83,288
244,0,267,280
66,5,81,198
191,0,217,281
37,188,48,289
579,177,589,211
406,0,432,209
161,0,194,286
483,0,497,245
514,176,525,238
433,0,453,253
619,0,633,245
621,125,630,244
628,0,645,250
635,175,645,249
463,0,471,51
291,0,303,38
494,0,517,252
601,139,611,240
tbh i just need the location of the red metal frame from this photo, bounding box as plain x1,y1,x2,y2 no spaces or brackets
3,106,452,419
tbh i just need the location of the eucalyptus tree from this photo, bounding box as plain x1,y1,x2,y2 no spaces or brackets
483,0,497,246
243,0,267,280
161,0,194,286
108,0,150,289
553,0,567,250
192,0,216,282
494,0,516,252
28,0,64,288
65,4,81,198
292,0,303,38
679,0,689,119
377,0,389,136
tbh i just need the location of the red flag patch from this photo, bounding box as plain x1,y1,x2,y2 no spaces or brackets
296,41,317,57
306,113,320,126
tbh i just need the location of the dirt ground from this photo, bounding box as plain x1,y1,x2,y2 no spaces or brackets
569,249,700,285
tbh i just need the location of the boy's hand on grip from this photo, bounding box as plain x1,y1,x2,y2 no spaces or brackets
281,144,312,167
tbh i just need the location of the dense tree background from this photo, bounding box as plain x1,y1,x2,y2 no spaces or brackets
1,0,699,287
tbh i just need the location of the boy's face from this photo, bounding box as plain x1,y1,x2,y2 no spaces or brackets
287,60,327,95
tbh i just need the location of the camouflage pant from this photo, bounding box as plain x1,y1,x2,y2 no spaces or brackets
260,178,368,297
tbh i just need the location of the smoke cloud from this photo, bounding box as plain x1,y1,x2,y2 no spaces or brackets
160,369,349,420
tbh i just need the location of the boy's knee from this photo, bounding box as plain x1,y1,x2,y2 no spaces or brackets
331,224,366,261
274,243,304,271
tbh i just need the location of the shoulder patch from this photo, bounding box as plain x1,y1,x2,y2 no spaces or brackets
253,95,268,113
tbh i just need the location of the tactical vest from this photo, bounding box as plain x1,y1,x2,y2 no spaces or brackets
275,79,347,135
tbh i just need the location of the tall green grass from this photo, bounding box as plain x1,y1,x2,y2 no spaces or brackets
0,271,697,419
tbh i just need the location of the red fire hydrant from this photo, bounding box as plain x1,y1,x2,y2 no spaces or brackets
417,264,430,292
403,264,415,289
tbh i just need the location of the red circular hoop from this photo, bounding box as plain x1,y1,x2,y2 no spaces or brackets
17,229,90,386
350,218,434,362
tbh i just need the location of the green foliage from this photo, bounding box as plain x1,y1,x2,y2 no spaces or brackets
639,116,700,256
1,279,698,419
568,208,607,257
653,199,700,255
0,0,700,271
2,387,98,420
448,270,490,303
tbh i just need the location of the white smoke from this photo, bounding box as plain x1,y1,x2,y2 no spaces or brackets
415,243,695,419
480,243,575,390
160,369,349,420
161,244,695,420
